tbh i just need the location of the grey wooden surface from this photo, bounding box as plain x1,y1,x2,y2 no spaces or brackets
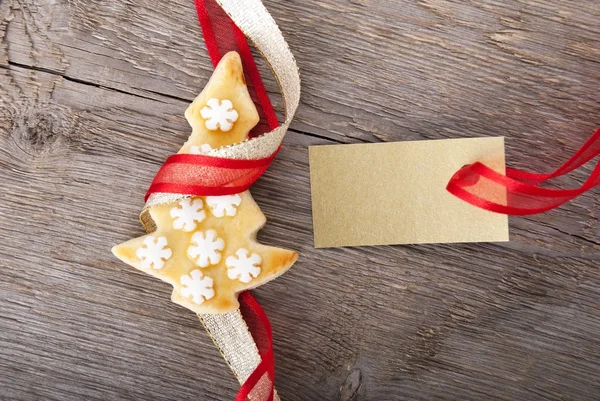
1,0,600,400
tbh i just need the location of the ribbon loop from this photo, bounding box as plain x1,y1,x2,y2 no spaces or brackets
447,128,600,215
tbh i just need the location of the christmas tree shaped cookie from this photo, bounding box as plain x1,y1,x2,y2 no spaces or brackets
112,52,298,314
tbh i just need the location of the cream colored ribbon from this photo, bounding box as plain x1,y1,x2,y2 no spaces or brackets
144,0,300,399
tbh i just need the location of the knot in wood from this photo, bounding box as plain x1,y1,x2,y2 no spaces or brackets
339,368,362,401
12,104,72,155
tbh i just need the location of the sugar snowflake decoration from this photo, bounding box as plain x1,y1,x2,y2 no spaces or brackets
187,229,225,267
200,98,239,131
206,194,242,218
169,198,206,232
180,269,215,305
136,236,172,270
189,144,213,154
226,248,262,283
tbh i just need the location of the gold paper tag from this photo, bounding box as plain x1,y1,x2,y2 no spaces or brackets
309,137,509,248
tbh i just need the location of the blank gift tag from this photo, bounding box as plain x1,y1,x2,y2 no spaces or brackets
309,137,508,248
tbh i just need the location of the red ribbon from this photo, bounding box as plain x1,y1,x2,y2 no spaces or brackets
144,149,280,201
237,291,275,401
447,127,600,215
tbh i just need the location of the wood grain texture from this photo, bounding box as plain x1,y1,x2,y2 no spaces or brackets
1,0,599,400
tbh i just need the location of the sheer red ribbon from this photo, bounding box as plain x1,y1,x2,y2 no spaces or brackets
447,127,600,215
237,291,275,401
144,149,280,201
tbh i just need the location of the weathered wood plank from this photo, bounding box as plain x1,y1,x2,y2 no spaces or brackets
0,0,599,400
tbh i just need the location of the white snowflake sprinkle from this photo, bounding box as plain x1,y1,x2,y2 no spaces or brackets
189,144,213,154
200,98,239,132
180,269,215,305
206,194,242,218
169,198,206,232
187,229,225,267
226,249,262,283
136,236,172,270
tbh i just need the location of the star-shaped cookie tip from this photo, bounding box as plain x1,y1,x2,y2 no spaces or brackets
182,51,259,151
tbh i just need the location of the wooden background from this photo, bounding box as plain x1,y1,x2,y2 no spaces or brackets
1,0,599,400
